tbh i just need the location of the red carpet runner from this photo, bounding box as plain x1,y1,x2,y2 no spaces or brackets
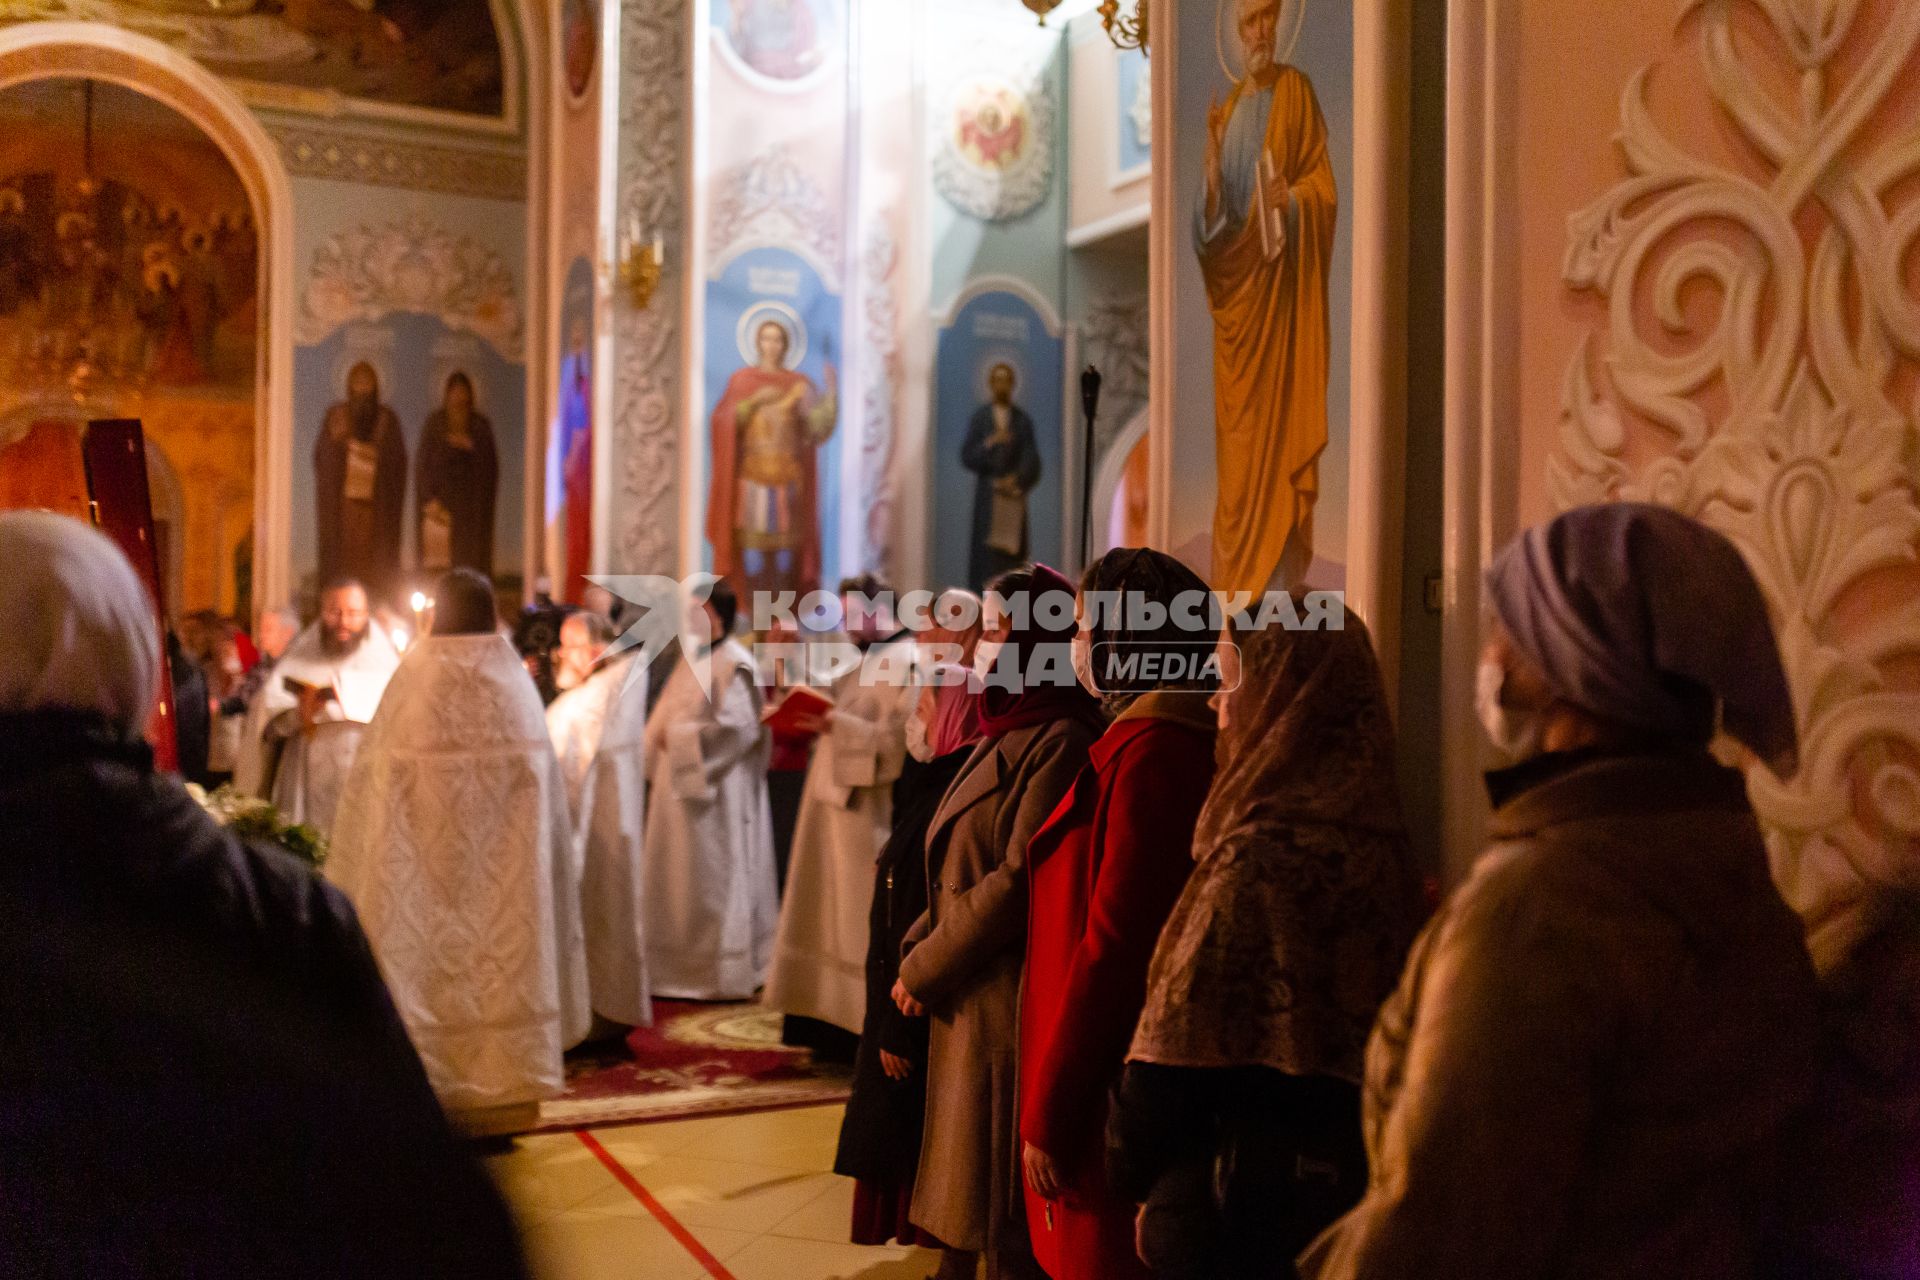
524,999,851,1134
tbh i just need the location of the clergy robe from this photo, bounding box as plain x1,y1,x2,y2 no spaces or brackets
641,637,777,1000
314,402,408,603
547,653,653,1028
960,403,1042,591
763,634,916,1033
1196,63,1337,596
328,634,590,1114
232,621,400,836
414,409,498,577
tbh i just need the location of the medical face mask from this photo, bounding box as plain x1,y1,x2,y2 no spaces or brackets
905,702,934,763
1475,658,1546,762
972,636,1006,680
1070,630,1099,697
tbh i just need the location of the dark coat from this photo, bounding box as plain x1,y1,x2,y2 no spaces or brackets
1019,697,1218,1280
898,714,1100,1270
961,402,1042,591
0,712,528,1280
1300,750,1820,1280
833,745,972,1185
167,631,211,788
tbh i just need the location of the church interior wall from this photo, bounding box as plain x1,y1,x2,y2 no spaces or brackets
1442,0,1920,911
922,2,1073,594
287,175,531,610
0,77,258,618
1064,12,1148,243
693,0,855,601
0,1,541,620
1155,0,1355,588
544,0,603,603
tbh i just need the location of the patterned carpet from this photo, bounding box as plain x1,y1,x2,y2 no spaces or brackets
526,1000,852,1134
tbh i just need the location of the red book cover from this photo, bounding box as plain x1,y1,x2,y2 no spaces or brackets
761,685,834,736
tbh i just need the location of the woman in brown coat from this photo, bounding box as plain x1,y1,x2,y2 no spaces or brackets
895,563,1105,1280
1300,504,1820,1280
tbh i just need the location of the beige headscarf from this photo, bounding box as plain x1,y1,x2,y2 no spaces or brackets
0,511,159,733
1128,612,1426,1083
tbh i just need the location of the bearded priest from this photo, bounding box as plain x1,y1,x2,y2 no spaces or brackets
232,577,400,835
547,610,654,1033
329,569,590,1134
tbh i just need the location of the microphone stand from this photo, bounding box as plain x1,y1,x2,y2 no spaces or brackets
1079,365,1102,570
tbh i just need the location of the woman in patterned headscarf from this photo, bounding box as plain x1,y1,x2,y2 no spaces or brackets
1109,599,1424,1280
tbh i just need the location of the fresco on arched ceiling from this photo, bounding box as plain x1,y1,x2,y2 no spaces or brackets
2,1,505,121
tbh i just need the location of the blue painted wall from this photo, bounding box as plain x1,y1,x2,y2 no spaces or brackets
287,176,529,600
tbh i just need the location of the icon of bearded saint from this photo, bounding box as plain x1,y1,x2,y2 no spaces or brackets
956,89,1028,170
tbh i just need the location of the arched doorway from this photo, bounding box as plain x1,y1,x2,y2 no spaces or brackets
0,22,294,619
0,76,255,618
1090,407,1151,556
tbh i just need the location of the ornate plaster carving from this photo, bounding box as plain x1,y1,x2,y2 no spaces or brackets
707,146,842,270
271,124,526,201
611,0,685,576
1080,289,1150,456
857,222,900,570
1553,0,1920,967
931,46,1057,224
298,214,522,352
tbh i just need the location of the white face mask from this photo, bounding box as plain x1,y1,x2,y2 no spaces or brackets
972,636,1005,680
1070,630,1099,697
1475,658,1545,762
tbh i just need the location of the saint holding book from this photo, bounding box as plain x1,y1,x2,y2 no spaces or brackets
1196,0,1336,596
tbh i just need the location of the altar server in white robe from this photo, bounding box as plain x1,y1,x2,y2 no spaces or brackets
763,579,919,1034
642,579,777,1000
233,578,399,835
546,611,653,1030
329,569,590,1132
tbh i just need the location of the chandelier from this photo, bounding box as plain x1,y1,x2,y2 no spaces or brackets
1097,0,1147,51
1020,0,1064,23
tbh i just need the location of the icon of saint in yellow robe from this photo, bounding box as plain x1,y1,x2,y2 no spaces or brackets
1195,57,1336,596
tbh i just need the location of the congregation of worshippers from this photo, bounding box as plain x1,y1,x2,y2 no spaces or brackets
3,1,1918,1277
6,501,1916,1280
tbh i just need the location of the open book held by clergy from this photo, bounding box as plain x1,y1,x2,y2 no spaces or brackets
761,685,834,737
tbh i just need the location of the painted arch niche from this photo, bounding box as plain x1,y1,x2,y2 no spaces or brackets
0,76,257,618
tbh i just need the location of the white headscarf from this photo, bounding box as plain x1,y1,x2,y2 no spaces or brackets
0,511,159,732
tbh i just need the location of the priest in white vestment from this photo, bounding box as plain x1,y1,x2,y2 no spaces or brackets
329,570,590,1131
642,580,777,1000
763,583,917,1034
232,579,399,836
546,611,653,1030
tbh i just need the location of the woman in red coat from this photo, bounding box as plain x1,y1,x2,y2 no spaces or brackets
1019,547,1221,1280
